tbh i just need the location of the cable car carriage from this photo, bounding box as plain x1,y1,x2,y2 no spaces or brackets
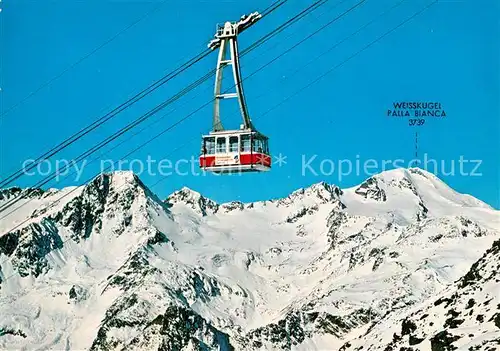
199,12,271,174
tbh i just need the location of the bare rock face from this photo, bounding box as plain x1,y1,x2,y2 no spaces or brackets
0,220,63,278
220,201,244,213
111,305,235,351
166,187,219,216
340,239,500,351
355,177,387,202
0,187,45,202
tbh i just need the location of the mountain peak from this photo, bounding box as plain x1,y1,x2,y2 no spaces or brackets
0,187,45,202
0,169,498,350
277,181,344,207
89,171,166,202
168,187,204,202
373,167,454,187
309,180,341,193
351,167,492,212
95,170,139,186
50,170,168,242
353,168,419,202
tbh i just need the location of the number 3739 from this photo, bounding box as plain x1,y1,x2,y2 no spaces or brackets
408,119,425,126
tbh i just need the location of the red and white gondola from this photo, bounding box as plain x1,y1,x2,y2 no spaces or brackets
199,13,271,174
200,129,271,173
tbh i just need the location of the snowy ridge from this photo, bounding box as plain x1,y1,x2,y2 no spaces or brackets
0,168,498,350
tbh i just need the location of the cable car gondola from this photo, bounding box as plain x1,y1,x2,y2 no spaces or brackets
199,13,271,174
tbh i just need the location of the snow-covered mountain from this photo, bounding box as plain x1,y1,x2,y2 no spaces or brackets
0,168,498,350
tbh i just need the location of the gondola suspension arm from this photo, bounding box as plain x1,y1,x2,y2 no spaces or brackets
209,12,261,132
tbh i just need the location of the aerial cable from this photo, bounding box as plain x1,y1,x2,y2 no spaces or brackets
258,0,439,121
0,0,167,119
283,0,407,81
0,48,212,189
0,0,332,218
0,0,289,190
0,0,342,216
0,0,327,214
66,0,342,175
241,0,329,55
0,0,438,281
0,68,216,215
124,0,365,173
243,0,366,83
150,0,439,191
134,0,364,151
1,0,366,219
0,0,333,247
260,0,289,17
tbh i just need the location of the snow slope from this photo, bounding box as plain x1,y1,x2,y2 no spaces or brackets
0,168,498,350
340,238,500,351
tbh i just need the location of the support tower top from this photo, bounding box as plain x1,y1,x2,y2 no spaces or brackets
208,12,262,50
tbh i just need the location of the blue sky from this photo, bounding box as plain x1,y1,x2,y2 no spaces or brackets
1,0,499,208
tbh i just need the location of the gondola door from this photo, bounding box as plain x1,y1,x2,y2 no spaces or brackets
227,135,241,167
213,135,238,168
